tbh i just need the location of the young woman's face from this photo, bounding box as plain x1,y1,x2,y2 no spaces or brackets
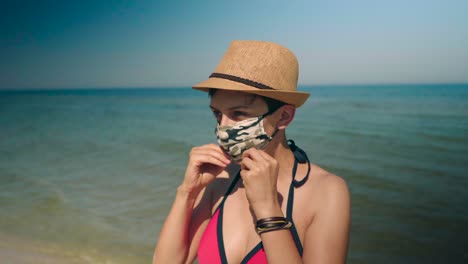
209,90,269,126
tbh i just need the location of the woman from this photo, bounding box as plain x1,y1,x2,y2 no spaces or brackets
153,40,350,264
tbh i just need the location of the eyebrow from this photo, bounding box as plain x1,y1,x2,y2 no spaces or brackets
209,104,250,111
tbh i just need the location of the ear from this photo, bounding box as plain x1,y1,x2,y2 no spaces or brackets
276,105,296,130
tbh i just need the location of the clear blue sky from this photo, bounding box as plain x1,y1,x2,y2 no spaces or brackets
1,0,467,89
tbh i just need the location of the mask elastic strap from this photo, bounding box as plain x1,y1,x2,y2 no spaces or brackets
267,127,279,141
260,106,282,140
256,126,278,141
260,107,279,119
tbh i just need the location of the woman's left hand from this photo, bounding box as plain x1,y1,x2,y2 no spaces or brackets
240,148,283,219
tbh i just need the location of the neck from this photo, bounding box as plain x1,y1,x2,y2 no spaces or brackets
264,131,295,181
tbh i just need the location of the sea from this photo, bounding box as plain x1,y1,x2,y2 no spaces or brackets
0,84,467,264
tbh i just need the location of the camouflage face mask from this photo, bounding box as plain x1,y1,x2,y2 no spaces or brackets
215,110,277,162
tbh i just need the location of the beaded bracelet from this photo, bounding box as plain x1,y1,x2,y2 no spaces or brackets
255,217,292,234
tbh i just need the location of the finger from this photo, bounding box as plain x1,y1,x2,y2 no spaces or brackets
192,154,229,168
190,154,229,170
240,155,255,171
243,148,266,162
239,161,253,181
248,148,276,164
192,148,231,164
203,144,231,160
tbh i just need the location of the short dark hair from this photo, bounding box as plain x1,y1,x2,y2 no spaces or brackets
208,89,286,112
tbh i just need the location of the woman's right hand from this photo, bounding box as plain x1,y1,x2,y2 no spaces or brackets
181,144,231,197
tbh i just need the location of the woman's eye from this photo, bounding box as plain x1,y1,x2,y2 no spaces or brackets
212,110,221,117
233,111,247,117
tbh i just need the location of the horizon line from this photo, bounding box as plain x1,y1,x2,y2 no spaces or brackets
1,82,467,91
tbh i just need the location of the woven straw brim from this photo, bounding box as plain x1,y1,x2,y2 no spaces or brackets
193,77,310,107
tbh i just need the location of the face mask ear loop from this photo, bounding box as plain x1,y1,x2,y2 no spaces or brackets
261,107,280,119
260,107,282,141
267,127,279,141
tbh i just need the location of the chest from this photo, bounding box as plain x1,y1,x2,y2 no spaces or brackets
219,184,310,263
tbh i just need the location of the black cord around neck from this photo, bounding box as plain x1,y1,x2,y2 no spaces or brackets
288,140,311,188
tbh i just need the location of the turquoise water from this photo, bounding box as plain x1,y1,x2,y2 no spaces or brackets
0,84,467,263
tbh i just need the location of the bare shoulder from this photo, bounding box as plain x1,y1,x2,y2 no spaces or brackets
312,164,349,198
312,164,348,193
307,164,350,214
294,166,351,262
296,163,350,216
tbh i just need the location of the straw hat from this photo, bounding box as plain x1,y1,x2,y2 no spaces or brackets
192,40,310,107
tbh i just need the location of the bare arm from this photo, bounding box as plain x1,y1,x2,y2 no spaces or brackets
260,174,350,264
241,148,303,263
153,186,203,264
240,149,350,264
302,175,351,263
153,144,231,264
258,208,304,264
